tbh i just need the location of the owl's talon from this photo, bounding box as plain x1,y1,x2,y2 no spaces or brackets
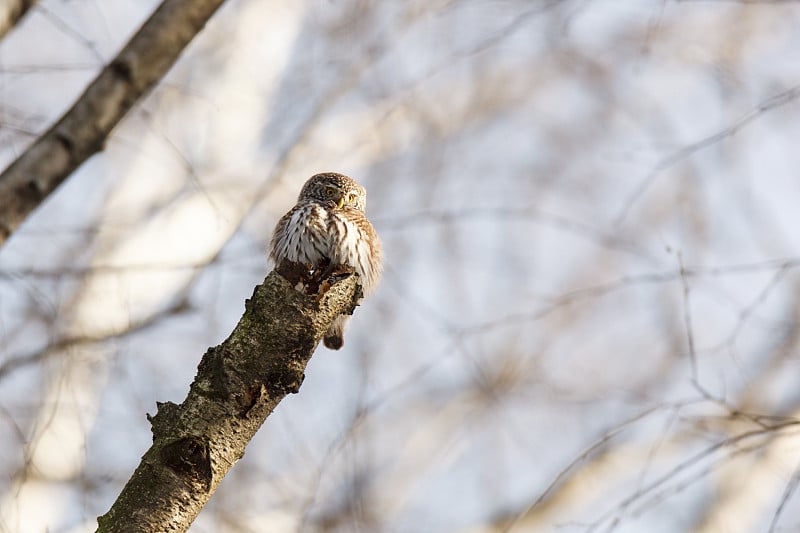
313,264,354,299
327,265,355,284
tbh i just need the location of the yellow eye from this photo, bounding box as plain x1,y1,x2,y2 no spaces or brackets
347,193,356,204
324,187,336,197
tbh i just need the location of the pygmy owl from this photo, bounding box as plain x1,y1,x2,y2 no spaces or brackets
269,172,383,349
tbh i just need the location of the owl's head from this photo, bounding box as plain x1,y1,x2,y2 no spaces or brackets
299,172,367,211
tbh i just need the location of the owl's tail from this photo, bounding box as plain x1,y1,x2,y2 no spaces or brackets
323,315,350,350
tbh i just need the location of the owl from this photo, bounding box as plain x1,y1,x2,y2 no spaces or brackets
269,173,382,350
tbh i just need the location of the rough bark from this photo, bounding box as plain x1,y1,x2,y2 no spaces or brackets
0,0,228,248
96,269,363,533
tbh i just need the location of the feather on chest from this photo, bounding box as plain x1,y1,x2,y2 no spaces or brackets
270,202,382,296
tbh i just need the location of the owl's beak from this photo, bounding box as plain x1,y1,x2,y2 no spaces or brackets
336,197,345,209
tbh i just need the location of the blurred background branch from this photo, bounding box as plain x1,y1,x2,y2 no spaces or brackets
1,1,800,532
0,0,227,247
0,0,36,42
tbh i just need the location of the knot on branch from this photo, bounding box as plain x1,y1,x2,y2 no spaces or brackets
237,383,268,418
263,368,306,397
161,437,213,492
147,401,180,439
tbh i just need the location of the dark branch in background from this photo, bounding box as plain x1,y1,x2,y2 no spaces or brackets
96,268,362,533
0,0,36,41
0,0,228,248
0,298,191,383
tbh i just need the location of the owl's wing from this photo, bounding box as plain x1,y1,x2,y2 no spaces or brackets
270,202,330,265
333,208,383,296
268,208,293,264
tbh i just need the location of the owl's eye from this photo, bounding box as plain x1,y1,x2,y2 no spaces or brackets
347,193,356,204
324,187,336,197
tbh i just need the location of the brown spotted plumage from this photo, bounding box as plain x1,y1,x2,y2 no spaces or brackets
269,173,382,349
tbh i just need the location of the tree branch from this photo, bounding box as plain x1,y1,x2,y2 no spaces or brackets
0,0,35,41
0,0,228,248
96,269,363,533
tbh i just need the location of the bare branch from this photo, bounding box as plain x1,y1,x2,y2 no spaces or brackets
0,0,228,248
678,253,700,386
591,421,800,532
0,298,190,383
614,84,800,224
769,466,800,533
95,269,362,533
0,0,35,41
501,402,688,532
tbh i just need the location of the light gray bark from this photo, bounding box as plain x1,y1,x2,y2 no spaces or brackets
96,269,363,533
0,0,227,248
